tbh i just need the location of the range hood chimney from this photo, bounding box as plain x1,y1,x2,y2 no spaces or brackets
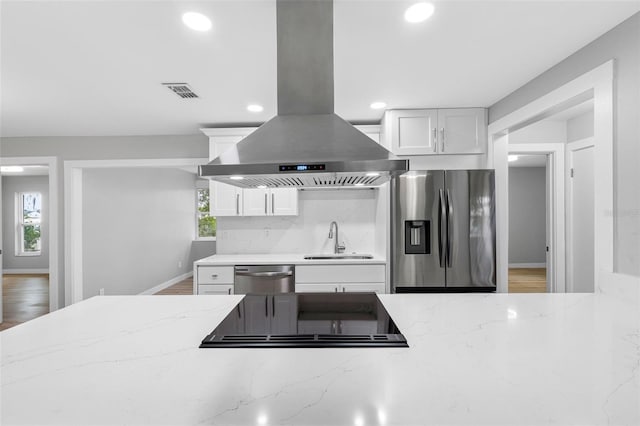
199,0,408,188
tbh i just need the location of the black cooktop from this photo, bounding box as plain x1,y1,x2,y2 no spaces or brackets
200,293,408,348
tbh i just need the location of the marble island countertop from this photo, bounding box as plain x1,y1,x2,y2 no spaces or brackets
2,289,639,425
194,253,387,266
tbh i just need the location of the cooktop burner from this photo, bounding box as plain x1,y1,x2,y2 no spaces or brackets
200,293,408,348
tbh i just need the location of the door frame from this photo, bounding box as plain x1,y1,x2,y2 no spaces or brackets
507,145,565,292
0,156,60,315
64,158,207,304
488,60,613,293
565,137,596,292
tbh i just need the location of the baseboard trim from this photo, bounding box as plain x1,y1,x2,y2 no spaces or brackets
2,268,50,274
509,263,546,269
139,271,193,295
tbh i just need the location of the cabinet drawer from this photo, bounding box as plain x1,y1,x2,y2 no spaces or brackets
197,266,234,284
198,284,234,295
296,265,385,284
295,282,386,293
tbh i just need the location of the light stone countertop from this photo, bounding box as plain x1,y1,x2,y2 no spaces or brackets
194,253,387,266
1,290,639,425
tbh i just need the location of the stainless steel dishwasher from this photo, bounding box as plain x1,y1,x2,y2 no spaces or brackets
234,265,295,294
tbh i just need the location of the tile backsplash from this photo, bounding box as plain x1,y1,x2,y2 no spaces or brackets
216,189,379,255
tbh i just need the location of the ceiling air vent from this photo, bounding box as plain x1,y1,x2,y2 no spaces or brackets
162,83,199,99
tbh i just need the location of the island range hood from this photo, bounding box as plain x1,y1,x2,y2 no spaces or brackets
198,0,408,189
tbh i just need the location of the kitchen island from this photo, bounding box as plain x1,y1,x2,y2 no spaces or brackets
2,287,639,425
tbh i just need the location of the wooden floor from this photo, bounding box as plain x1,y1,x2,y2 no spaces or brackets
153,277,194,295
508,268,547,293
1,274,50,331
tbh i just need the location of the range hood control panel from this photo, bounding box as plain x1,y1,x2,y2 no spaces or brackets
279,164,326,172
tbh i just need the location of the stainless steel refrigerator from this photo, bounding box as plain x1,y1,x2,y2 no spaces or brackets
391,170,496,292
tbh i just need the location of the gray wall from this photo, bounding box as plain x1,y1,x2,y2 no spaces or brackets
490,12,640,276
0,134,207,306
508,167,546,265
83,167,197,297
1,175,49,270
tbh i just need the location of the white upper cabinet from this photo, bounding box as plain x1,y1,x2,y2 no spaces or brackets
203,128,299,217
437,108,487,154
270,188,298,216
208,135,245,217
385,109,438,155
382,108,487,156
242,188,298,216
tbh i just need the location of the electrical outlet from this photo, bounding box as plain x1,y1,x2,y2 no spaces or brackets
99,288,105,296
178,261,183,268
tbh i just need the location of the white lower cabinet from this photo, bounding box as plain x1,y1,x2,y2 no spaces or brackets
295,264,386,294
195,265,234,295
198,284,233,295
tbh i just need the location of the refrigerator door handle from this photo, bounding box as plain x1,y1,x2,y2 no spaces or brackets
438,189,446,268
446,189,454,268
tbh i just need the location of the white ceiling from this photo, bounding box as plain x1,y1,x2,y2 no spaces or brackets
1,1,638,137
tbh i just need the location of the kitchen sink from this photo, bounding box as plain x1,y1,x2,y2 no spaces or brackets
303,254,374,260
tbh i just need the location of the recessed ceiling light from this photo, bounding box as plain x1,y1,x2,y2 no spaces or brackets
257,185,267,189
508,155,519,162
1,166,24,173
404,2,435,23
182,12,212,32
247,104,264,113
366,172,380,177
355,183,365,187
229,176,244,180
370,102,387,110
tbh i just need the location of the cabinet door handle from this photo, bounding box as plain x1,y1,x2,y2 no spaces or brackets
264,193,268,214
236,193,240,215
227,288,231,295
432,128,437,152
334,287,338,292
440,128,445,152
265,297,268,316
342,287,346,292
271,193,275,214
211,274,218,279
272,296,275,317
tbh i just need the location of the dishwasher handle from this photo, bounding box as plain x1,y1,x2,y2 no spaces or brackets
234,271,293,278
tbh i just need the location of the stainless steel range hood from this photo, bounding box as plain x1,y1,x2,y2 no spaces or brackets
198,0,408,189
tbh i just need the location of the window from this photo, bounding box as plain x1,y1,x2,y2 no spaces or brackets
16,192,42,256
197,188,216,239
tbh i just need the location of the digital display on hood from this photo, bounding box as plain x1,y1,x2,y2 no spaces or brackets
279,164,326,172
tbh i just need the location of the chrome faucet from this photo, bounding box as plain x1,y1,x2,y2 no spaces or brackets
328,221,345,254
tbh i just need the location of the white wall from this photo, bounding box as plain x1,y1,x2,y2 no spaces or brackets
509,120,567,144
567,111,595,142
216,189,379,255
1,175,50,271
82,167,196,297
508,167,547,265
490,12,640,276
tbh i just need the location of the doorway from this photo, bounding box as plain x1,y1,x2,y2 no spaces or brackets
507,154,549,293
1,163,53,330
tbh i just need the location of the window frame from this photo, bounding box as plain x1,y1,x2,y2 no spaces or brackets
195,187,216,241
15,191,43,257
